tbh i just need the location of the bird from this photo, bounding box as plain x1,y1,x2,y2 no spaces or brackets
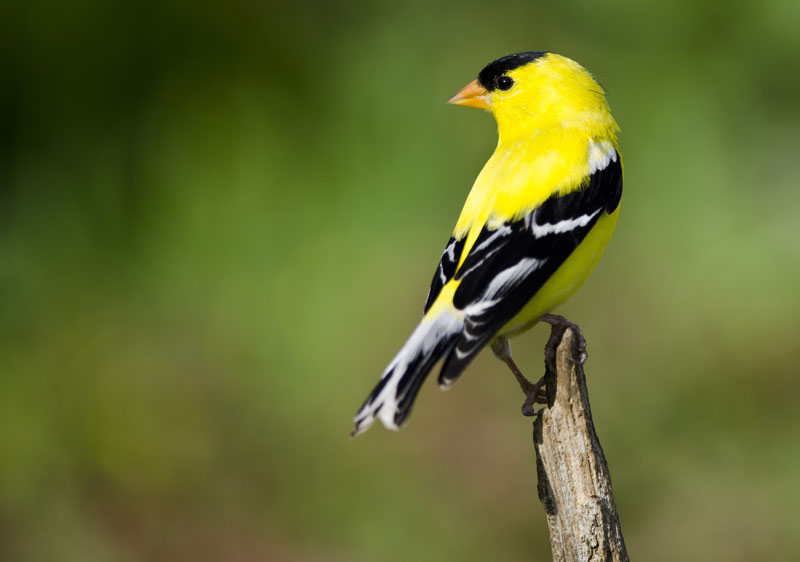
352,51,622,436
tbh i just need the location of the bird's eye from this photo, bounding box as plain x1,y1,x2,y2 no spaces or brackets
497,76,514,91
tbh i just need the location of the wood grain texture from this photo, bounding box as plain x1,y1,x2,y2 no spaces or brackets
534,328,629,562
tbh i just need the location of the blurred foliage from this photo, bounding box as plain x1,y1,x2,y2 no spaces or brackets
1,0,799,560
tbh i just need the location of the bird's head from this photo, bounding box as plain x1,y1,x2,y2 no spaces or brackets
448,52,616,144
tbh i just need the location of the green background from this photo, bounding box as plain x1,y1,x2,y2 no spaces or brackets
2,0,799,560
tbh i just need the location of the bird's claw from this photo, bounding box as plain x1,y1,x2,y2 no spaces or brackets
493,336,549,416
520,376,548,416
539,314,588,368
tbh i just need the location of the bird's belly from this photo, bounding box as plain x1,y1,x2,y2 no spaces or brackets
498,208,620,337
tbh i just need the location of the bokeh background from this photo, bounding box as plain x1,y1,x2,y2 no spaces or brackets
2,0,799,560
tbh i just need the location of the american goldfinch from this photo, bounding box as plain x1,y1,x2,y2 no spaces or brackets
353,52,622,435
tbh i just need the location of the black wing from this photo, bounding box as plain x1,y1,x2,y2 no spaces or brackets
438,153,622,386
423,236,466,313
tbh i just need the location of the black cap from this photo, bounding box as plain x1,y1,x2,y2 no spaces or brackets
478,51,548,91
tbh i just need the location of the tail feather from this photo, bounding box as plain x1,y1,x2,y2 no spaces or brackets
352,310,462,435
436,337,487,390
437,314,496,389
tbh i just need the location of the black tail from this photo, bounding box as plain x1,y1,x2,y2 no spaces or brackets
352,311,462,435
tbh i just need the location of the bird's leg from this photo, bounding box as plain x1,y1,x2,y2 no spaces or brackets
490,337,547,416
538,313,588,368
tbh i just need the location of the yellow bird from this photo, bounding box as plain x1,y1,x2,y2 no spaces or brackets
353,51,622,435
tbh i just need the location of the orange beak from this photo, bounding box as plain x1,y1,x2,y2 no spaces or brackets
446,79,490,110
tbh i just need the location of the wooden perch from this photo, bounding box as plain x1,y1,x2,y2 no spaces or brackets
533,327,629,562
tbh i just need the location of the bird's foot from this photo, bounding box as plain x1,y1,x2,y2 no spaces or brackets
491,338,549,417
538,314,588,369
520,376,548,416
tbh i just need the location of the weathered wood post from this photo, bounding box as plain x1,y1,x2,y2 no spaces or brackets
533,328,629,562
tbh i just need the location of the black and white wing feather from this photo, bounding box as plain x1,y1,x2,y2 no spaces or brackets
353,149,621,434
424,236,466,313
438,152,622,386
